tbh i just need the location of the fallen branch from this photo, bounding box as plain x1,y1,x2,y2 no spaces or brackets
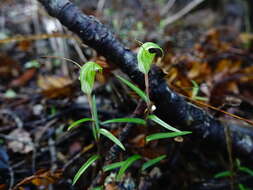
37,0,253,160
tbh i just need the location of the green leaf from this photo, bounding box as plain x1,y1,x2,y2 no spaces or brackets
103,161,125,172
147,115,181,132
191,80,199,98
25,60,40,69
146,131,192,142
238,166,253,176
214,171,232,178
236,158,241,167
238,184,249,190
141,155,166,171
191,80,208,101
116,155,141,181
99,128,125,151
4,89,17,98
79,62,102,95
67,118,93,131
101,118,146,125
137,42,163,74
194,96,208,101
72,154,100,185
91,186,103,190
116,75,149,102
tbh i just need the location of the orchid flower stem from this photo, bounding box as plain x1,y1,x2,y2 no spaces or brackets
87,94,102,161
87,94,99,141
144,73,151,112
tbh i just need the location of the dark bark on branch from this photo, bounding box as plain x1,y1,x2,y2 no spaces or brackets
38,0,253,160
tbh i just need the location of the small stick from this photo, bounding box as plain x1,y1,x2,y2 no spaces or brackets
105,100,146,162
163,0,205,26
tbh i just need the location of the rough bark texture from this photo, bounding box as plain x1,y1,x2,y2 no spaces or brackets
38,0,253,160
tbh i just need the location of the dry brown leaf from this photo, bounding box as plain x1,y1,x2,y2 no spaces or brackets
130,134,146,148
17,40,32,51
10,68,36,87
37,75,74,98
0,54,20,78
0,184,7,190
13,169,62,190
105,183,120,190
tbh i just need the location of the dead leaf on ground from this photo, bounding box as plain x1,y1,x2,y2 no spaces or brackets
10,68,36,87
37,75,74,98
0,184,7,190
0,54,20,78
17,40,32,51
105,183,120,190
7,128,33,153
13,169,62,190
130,134,146,148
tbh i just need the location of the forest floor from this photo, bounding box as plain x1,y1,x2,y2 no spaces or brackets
0,0,253,190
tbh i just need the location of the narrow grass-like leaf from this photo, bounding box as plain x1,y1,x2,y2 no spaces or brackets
191,80,199,98
191,80,208,101
141,155,166,171
99,128,125,151
101,118,146,125
137,42,163,74
103,161,125,172
146,131,192,142
238,184,248,190
147,115,181,132
116,75,148,102
116,155,141,181
67,118,93,131
239,166,253,176
214,171,232,178
72,154,100,185
91,186,103,190
194,96,208,101
236,158,241,167
79,62,102,95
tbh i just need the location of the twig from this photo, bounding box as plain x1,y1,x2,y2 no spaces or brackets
63,143,94,171
97,0,106,13
163,0,205,26
0,33,79,44
0,109,23,129
49,138,57,173
8,165,14,190
160,0,176,16
105,100,146,162
33,119,58,172
224,125,234,190
68,30,87,63
0,134,33,145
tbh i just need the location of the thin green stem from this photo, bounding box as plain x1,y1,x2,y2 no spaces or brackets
144,73,151,113
41,55,82,68
87,94,99,141
87,94,102,175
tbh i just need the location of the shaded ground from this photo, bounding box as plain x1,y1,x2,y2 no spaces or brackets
0,0,253,189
